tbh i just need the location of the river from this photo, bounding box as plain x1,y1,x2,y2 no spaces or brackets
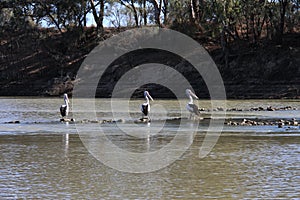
0,98,299,199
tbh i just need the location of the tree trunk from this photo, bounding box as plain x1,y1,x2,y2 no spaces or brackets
191,0,200,23
83,1,87,27
130,0,139,27
99,0,104,30
163,0,168,25
149,0,161,26
89,0,104,34
221,27,229,68
90,0,99,24
278,0,288,44
143,0,147,25
189,0,196,23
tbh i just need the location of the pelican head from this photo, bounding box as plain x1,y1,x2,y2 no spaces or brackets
186,89,200,118
144,91,154,101
186,89,198,100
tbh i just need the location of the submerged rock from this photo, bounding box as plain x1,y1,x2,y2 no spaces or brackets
5,120,20,124
60,118,75,122
90,120,100,123
138,117,151,123
278,122,284,128
225,106,298,112
226,118,299,128
117,119,125,123
267,106,275,111
258,107,264,111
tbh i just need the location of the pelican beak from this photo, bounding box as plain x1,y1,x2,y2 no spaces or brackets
148,93,154,101
66,96,70,104
190,91,199,99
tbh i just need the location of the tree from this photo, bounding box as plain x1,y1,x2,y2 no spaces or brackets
89,0,105,33
162,0,169,24
148,0,163,26
277,0,289,44
119,0,140,26
106,2,127,28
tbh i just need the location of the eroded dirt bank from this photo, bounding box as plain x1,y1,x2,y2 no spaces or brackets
0,27,299,98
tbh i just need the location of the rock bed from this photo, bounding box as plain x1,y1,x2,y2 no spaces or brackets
60,118,119,124
226,118,299,128
199,106,298,112
60,117,182,124
3,117,185,124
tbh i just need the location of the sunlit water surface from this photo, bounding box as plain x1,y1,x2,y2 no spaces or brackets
0,98,299,199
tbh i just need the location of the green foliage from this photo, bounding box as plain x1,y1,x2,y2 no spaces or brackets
1,0,299,44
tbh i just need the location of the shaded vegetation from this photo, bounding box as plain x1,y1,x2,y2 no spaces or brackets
0,1,299,98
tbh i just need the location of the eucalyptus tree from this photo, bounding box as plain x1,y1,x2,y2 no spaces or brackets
1,0,299,43
89,0,105,33
118,0,140,26
106,1,135,27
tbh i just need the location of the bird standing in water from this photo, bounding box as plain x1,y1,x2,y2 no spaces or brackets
141,91,154,121
60,93,70,119
186,89,200,119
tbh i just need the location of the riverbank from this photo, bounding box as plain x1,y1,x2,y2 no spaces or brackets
0,27,299,98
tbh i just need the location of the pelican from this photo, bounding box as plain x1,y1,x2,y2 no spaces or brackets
186,89,200,119
60,93,70,118
141,91,154,120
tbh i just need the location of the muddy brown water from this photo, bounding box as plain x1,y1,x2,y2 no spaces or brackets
0,98,299,199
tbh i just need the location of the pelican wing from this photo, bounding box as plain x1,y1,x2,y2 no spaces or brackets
187,103,200,116
141,104,149,116
60,105,67,117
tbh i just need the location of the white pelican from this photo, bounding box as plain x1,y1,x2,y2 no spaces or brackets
60,93,70,118
186,89,200,119
141,91,154,120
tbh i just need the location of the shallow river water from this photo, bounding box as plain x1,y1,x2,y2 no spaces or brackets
0,98,299,199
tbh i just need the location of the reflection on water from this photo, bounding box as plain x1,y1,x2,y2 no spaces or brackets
0,98,299,199
1,134,299,199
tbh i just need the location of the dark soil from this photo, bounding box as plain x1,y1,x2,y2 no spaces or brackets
0,27,299,99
